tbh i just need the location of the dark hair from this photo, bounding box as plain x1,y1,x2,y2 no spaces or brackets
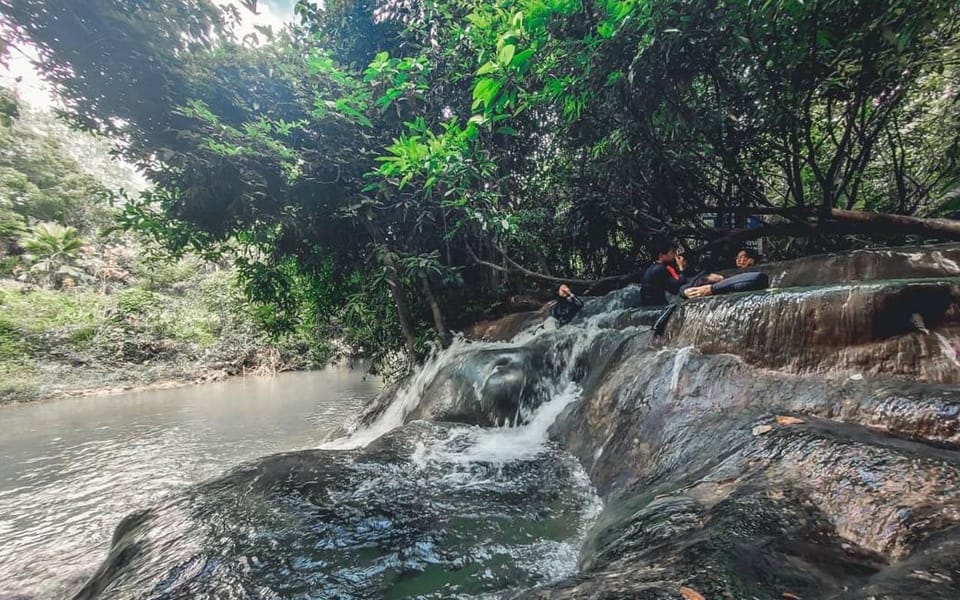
738,247,760,261
650,239,678,260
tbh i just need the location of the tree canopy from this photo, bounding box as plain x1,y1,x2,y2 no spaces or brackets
3,0,959,365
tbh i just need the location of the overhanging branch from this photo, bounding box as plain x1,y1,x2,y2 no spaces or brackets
466,244,633,290
830,209,960,238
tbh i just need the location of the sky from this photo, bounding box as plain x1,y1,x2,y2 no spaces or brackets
1,1,296,110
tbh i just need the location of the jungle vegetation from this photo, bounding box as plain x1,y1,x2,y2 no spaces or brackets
2,0,959,366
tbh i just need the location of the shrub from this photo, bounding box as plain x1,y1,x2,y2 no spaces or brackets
0,318,26,360
113,288,160,318
68,324,98,348
133,254,203,291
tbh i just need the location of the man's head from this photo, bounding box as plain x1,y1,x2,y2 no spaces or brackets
735,248,760,269
557,284,573,299
651,239,680,264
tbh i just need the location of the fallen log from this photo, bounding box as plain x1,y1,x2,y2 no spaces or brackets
830,208,960,238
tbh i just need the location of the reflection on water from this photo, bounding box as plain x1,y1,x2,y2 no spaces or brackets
0,367,380,599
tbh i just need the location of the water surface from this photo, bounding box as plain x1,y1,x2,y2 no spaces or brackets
0,367,380,598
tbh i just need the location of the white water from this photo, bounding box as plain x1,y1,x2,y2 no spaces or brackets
318,310,619,593
322,336,501,449
327,308,627,458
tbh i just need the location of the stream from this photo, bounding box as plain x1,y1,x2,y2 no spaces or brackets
9,248,960,599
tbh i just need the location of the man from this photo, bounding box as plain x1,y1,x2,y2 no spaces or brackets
640,240,722,306
550,284,584,326
735,247,760,269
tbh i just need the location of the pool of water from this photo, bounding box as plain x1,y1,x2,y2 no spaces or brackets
0,367,380,599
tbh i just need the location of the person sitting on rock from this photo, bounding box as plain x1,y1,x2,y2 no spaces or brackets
735,247,760,269
640,240,723,305
686,248,771,299
549,284,584,326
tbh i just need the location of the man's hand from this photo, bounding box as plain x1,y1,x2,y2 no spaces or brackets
683,284,713,299
706,273,724,284
676,255,686,271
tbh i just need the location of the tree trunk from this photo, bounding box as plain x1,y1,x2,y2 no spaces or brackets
361,219,418,361
384,263,418,360
830,209,960,238
419,272,451,348
374,241,418,360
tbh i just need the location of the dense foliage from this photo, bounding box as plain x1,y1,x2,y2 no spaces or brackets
0,92,332,400
3,0,959,365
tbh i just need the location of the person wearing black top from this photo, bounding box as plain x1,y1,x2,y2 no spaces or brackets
550,284,584,326
640,240,723,306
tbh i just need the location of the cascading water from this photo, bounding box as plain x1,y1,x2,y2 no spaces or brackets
70,291,643,600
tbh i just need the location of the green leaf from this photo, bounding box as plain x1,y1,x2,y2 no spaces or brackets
816,30,833,49
473,78,495,101
477,61,498,76
498,44,516,67
510,48,536,70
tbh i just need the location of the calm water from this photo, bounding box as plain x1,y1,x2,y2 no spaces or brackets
0,367,380,599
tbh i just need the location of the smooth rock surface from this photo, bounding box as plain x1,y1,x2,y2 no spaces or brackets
537,344,960,598
735,243,960,287
664,279,960,383
74,423,599,600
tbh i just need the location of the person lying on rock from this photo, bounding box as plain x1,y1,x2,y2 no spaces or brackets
549,284,584,326
735,247,760,269
640,240,723,305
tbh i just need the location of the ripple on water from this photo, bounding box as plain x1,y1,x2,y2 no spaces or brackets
0,369,379,599
72,421,601,600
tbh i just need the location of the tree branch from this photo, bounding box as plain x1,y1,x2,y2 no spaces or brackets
830,208,960,238
466,244,633,290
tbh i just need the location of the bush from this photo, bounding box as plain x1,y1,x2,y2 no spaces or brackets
68,324,97,348
0,318,26,360
113,288,161,318
0,256,20,277
0,287,103,331
133,254,203,291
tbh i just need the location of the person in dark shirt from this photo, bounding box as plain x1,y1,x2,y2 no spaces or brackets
549,284,584,326
640,240,722,306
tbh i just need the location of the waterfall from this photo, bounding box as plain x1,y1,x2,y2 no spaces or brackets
325,291,641,455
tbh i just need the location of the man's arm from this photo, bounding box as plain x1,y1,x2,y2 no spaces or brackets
663,270,688,295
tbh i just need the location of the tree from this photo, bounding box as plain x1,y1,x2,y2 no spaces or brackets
4,0,960,365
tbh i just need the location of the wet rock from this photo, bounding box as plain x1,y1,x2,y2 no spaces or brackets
570,285,646,324
736,243,960,287
73,422,597,600
464,285,650,342
464,309,545,342
410,345,548,425
75,243,960,600
664,279,960,383
544,345,960,599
